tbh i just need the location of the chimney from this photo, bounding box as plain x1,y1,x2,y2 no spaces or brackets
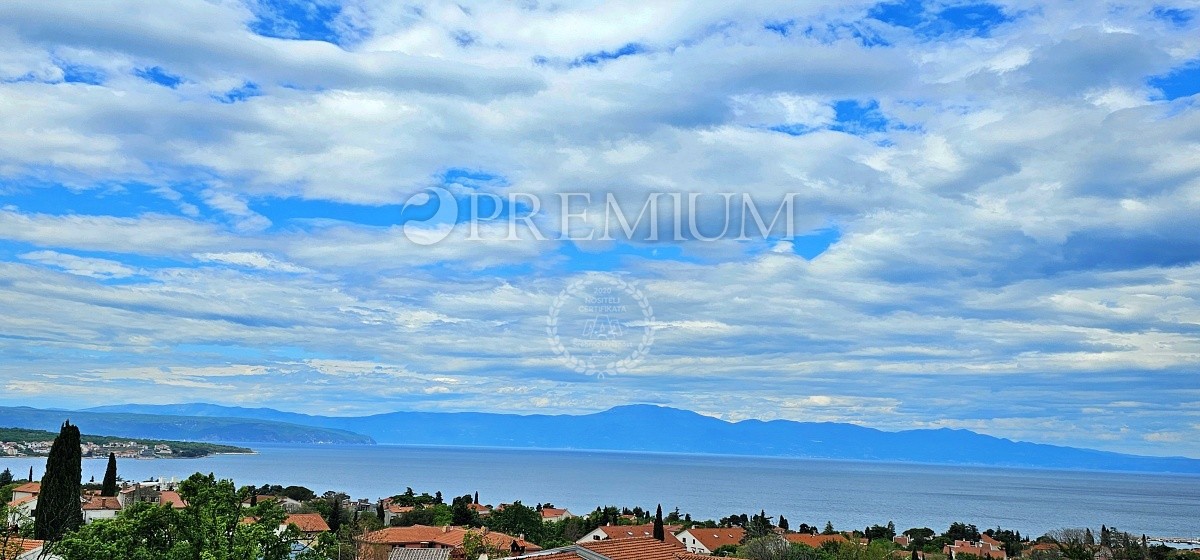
443,525,450,533
481,527,489,535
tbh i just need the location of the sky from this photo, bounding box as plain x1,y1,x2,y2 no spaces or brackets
0,0,1199,458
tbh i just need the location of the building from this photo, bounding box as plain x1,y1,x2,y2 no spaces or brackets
511,535,710,560
945,539,1007,559
540,507,575,522
82,496,123,523
10,482,39,503
675,527,746,554
577,524,684,547
357,525,541,560
388,550,452,560
895,536,912,547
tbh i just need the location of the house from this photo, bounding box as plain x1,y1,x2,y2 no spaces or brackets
540,507,575,522
467,503,491,517
511,535,710,560
945,539,1007,560
895,536,912,547
388,550,452,560
6,496,37,527
577,523,684,547
0,537,49,560
244,495,304,512
82,496,122,523
283,513,331,537
383,504,415,526
675,527,746,554
10,482,39,502
356,525,541,560
786,534,849,548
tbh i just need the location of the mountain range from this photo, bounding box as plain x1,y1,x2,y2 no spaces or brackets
49,402,1200,474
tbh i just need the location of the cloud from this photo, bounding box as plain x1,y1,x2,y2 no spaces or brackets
1,0,1200,458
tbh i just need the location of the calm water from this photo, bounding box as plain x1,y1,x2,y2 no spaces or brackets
4,445,1198,538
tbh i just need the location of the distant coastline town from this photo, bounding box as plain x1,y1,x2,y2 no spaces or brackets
1,421,1198,560
0,427,251,460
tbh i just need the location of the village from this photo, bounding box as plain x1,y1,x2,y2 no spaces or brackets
5,470,1196,560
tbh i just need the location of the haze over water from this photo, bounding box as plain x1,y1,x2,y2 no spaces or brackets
5,444,1198,539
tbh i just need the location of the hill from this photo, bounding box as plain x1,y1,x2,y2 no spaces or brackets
0,407,374,445
84,403,1200,473
0,426,251,457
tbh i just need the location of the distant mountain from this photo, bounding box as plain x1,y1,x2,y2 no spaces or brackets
0,406,374,445
84,403,1200,473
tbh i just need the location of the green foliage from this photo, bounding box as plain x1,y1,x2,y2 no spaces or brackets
52,472,297,560
101,453,118,497
488,501,544,544
654,504,665,541
0,468,11,487
824,522,838,535
35,420,83,541
945,523,981,542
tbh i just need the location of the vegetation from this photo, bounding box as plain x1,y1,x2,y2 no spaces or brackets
34,421,83,541
101,452,118,497
50,472,318,560
0,426,252,457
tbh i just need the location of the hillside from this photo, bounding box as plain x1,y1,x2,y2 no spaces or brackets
84,403,1200,473
0,407,374,445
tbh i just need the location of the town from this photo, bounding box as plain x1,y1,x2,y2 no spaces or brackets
2,423,1198,560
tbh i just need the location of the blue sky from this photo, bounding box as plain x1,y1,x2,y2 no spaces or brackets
1,0,1199,457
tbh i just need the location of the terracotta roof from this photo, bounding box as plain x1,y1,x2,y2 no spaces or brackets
388,549,453,560
597,523,683,545
514,537,709,560
285,513,331,533
0,538,44,557
83,496,123,511
12,482,40,495
679,527,745,551
358,525,541,552
787,534,849,548
541,508,571,518
387,505,415,514
468,503,491,512
159,490,187,508
7,495,36,508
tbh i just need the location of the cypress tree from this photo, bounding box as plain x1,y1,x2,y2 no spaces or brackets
653,504,665,541
100,452,118,497
28,466,33,482
34,420,83,541
0,468,11,486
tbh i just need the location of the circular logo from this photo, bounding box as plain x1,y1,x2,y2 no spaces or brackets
401,187,458,245
547,275,655,377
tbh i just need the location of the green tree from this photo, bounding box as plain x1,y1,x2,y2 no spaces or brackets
654,504,665,541
0,468,12,487
488,501,543,545
34,420,83,542
101,452,118,497
824,522,837,535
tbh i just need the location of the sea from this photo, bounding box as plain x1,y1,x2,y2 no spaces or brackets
4,444,1198,539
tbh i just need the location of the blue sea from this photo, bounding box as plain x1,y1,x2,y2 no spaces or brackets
4,445,1198,538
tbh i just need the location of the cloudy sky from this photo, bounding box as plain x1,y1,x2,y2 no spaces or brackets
1,0,1198,457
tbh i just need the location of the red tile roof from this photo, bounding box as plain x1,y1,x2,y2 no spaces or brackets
159,490,187,508
597,523,683,546
541,508,571,518
12,482,40,495
359,525,541,553
679,527,745,551
514,538,709,560
7,495,36,508
285,513,331,533
83,496,123,510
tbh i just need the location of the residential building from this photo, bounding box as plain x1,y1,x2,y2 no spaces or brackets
511,535,710,560
82,496,123,523
945,539,1007,559
577,523,683,547
540,507,575,522
356,525,541,560
675,527,746,554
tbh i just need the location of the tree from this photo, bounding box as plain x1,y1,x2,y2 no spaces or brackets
653,504,665,541
824,522,837,535
328,495,342,533
53,472,297,560
779,515,790,532
100,453,118,497
0,468,11,486
34,420,83,542
946,523,981,542
488,501,543,545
